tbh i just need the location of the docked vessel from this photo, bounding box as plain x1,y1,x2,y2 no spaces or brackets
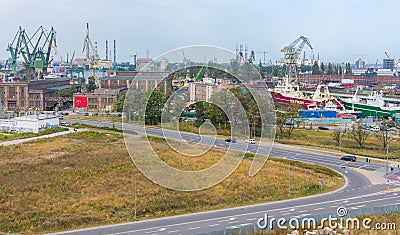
341,88,400,118
270,77,342,109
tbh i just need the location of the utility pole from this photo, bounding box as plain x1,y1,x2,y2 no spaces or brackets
134,173,141,221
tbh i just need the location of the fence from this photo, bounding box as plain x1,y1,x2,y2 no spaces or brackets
194,203,400,235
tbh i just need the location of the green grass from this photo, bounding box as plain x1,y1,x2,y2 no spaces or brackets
0,127,69,141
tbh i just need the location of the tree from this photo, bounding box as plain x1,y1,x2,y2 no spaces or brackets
312,61,321,75
320,62,325,74
332,128,346,147
56,84,77,98
145,89,166,125
351,120,370,149
345,63,352,75
114,93,126,112
327,63,334,75
86,76,97,92
378,121,392,151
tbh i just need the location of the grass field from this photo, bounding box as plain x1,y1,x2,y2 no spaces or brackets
0,127,69,142
277,128,400,160
0,130,343,233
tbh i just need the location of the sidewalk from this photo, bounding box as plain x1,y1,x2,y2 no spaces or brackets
0,128,85,146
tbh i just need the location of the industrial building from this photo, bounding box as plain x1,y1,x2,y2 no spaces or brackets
73,88,125,113
0,114,59,133
100,71,171,93
0,78,71,111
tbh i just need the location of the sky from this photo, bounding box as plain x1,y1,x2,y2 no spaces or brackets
0,0,399,64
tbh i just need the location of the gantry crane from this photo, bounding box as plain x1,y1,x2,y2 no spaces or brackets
281,35,313,83
82,23,100,76
7,26,57,80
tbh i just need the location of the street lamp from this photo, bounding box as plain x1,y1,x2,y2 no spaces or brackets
134,173,141,222
385,140,400,192
284,157,292,200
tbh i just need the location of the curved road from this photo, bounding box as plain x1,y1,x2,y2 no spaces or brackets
51,119,400,235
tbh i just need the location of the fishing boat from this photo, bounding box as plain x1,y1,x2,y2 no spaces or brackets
341,88,400,118
270,77,342,109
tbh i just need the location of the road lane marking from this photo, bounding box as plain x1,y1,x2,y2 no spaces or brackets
167,230,180,234
188,227,199,230
209,224,219,227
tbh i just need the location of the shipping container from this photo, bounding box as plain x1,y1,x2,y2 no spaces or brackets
299,110,337,118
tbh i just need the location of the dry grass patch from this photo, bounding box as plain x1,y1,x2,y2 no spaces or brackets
0,131,343,234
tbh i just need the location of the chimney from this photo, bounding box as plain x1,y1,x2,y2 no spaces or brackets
113,40,116,64
106,40,108,60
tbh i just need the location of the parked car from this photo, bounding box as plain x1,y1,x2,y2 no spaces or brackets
318,126,329,130
225,138,237,143
84,112,89,116
369,127,380,132
60,122,68,127
340,155,357,162
245,139,256,144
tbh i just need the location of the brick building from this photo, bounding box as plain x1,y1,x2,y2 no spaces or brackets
0,78,71,111
73,88,126,113
100,71,171,94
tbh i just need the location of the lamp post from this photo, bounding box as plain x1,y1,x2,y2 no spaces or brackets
386,140,399,192
134,173,141,221
284,157,292,200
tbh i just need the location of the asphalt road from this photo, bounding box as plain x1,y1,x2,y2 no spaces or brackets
51,119,400,235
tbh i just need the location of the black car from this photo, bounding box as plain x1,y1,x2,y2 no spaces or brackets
225,138,237,143
340,155,357,162
318,126,329,130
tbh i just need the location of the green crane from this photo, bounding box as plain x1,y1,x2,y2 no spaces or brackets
7,26,57,80
194,65,205,82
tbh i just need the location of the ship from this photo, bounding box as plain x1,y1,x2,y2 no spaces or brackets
341,88,400,118
270,77,343,109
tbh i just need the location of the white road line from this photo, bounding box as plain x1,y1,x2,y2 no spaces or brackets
246,218,257,221
106,191,390,235
226,226,239,229
314,208,324,211
240,223,252,226
188,227,199,230
208,224,219,227
167,230,180,234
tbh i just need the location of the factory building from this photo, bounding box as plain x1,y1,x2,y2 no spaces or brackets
0,114,59,133
73,88,125,113
0,78,71,111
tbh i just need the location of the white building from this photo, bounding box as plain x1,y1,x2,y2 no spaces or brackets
0,114,59,133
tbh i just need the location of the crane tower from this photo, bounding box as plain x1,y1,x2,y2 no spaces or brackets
281,36,313,84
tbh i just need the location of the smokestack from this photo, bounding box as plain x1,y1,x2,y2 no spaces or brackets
245,44,248,60
113,39,116,64
106,40,108,60
236,44,239,61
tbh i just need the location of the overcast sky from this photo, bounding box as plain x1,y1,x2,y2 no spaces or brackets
0,0,398,64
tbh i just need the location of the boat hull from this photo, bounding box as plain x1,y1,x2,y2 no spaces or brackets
270,91,322,108
342,101,398,118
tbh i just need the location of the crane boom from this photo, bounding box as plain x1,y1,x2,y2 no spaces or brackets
281,35,313,84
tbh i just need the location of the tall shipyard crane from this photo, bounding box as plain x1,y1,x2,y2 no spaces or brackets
7,26,57,80
82,23,100,76
281,35,313,84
